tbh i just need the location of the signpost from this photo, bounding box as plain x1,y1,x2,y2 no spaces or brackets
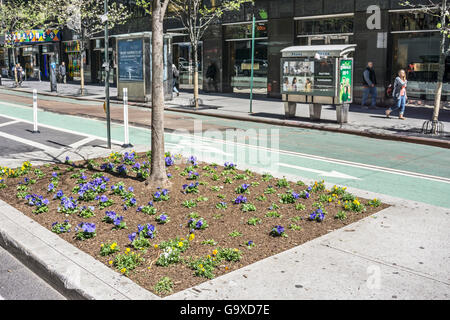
32,89,39,133
103,0,111,149
249,9,256,114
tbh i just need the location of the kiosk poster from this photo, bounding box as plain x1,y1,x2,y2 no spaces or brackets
339,59,353,103
281,58,335,96
118,39,143,81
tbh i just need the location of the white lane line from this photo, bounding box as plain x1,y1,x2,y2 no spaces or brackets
278,163,362,180
0,131,59,153
2,100,450,184
0,120,21,128
0,113,123,146
69,137,98,149
169,133,450,184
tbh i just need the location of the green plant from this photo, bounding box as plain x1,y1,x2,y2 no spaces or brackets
196,195,209,202
182,199,197,208
156,247,181,267
247,217,262,226
241,203,256,212
215,202,228,210
100,242,120,256
154,277,174,295
188,212,200,219
201,239,218,246
368,198,381,207
335,210,347,221
210,186,222,192
289,224,302,231
114,250,144,275
264,186,276,194
256,195,267,201
79,206,95,218
262,173,273,181
228,231,242,238
266,211,282,218
276,178,289,188
217,248,242,262
51,220,72,234
295,203,306,211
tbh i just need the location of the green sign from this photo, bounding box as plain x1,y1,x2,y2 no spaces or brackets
339,59,353,104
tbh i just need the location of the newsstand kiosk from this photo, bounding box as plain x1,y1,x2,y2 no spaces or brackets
280,44,356,123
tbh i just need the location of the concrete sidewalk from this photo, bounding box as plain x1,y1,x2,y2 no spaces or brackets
2,78,450,146
0,149,448,299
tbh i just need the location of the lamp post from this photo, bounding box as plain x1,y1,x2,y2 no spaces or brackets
249,3,256,114
102,0,111,149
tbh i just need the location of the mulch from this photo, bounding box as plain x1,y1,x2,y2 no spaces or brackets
0,153,388,296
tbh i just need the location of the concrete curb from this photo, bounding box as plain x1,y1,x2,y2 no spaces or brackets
2,85,449,149
0,199,159,300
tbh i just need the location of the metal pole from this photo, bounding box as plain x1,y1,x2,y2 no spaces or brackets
32,89,39,133
104,0,111,149
122,87,132,148
249,11,256,114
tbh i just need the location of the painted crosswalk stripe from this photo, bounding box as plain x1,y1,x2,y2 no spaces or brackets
0,131,59,153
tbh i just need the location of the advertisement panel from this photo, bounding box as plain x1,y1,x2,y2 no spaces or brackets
281,57,336,96
339,58,353,104
118,38,143,82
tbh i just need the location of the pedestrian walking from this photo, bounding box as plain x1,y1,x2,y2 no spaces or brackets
59,62,66,84
361,61,377,108
172,63,179,96
206,61,218,92
386,69,408,120
16,63,24,86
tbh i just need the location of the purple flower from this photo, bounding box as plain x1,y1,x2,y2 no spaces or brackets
165,156,174,166
65,156,70,162
113,216,123,226
248,240,254,246
167,173,172,178
52,172,58,178
137,224,144,233
80,222,96,233
106,211,116,220
128,186,134,192
234,195,247,204
292,192,300,199
159,214,167,221
48,183,55,192
195,220,203,229
100,195,109,203
128,232,137,242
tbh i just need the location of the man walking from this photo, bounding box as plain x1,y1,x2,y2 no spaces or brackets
361,61,377,108
206,61,218,92
59,62,66,84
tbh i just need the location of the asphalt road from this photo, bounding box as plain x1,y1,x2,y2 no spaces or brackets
0,246,65,300
0,94,449,207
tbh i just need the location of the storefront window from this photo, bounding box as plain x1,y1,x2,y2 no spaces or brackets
229,40,268,94
224,22,268,40
391,32,449,100
63,41,81,80
173,40,203,90
296,16,353,36
391,11,440,32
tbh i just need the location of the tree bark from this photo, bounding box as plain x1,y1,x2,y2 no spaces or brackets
431,0,447,128
149,1,169,186
80,33,85,95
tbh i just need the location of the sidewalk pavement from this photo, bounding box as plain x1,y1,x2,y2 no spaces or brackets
2,78,450,145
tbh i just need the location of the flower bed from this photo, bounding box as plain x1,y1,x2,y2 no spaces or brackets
0,153,387,296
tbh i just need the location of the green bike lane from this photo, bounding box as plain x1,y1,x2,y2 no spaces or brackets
1,99,450,208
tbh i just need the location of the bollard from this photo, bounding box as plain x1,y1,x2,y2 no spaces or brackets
32,89,40,133
122,88,133,148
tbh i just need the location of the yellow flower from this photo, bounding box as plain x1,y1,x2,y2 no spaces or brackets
180,238,185,241
120,268,126,274
178,241,183,247
212,249,218,256
101,244,104,247
189,233,195,241
353,199,360,206
126,248,131,252
207,255,211,259
154,244,159,249
234,248,239,252
198,264,203,269
108,260,113,265
110,243,117,250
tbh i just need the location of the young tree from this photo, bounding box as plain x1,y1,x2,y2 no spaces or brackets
136,0,171,186
0,0,44,85
45,0,130,95
400,0,449,134
170,0,251,109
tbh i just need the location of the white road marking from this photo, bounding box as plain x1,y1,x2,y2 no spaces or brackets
0,120,21,128
278,163,362,180
168,132,450,184
0,113,123,146
2,100,450,184
69,137,98,149
0,131,59,153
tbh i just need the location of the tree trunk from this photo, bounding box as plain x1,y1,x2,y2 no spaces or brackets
80,37,85,95
431,1,447,128
149,1,169,186
193,43,199,109
11,48,17,85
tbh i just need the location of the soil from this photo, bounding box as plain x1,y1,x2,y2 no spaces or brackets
0,153,388,297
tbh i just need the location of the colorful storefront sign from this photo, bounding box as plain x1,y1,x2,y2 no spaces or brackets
7,30,61,44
